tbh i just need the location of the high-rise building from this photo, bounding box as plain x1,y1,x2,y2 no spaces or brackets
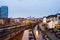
0,7,1,17
0,6,8,19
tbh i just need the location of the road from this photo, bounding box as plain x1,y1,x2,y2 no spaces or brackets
38,23,60,40
46,31,60,40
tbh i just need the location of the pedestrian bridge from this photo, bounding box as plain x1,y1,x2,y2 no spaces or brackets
0,22,38,40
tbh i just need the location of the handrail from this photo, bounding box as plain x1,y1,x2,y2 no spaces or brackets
0,23,38,40
38,25,51,40
0,25,28,39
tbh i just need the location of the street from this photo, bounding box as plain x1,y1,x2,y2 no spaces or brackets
38,23,60,40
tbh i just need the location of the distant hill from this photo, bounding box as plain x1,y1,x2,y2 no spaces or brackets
55,13,60,15
46,13,60,18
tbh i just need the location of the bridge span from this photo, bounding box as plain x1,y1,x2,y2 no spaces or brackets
0,22,38,40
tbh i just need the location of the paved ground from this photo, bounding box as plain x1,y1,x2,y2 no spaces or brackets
33,25,44,40
38,33,44,40
22,30,29,40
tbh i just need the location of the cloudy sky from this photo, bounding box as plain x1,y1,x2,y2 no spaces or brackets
0,0,60,18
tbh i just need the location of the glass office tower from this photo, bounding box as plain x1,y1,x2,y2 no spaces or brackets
0,6,8,19
0,7,1,17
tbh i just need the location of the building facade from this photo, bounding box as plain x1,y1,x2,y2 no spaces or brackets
0,7,1,17
43,16,47,24
0,6,8,19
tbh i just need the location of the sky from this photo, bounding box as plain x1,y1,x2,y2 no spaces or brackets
0,0,60,18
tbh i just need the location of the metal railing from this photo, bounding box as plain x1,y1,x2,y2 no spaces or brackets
0,22,39,40
37,25,51,40
0,24,30,40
